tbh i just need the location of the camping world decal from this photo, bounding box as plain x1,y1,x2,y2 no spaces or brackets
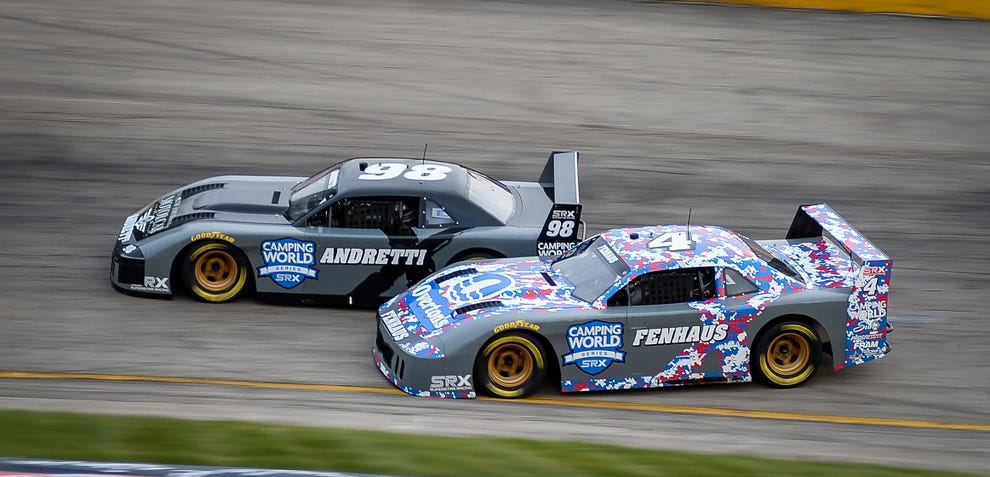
257,238,318,289
562,320,626,375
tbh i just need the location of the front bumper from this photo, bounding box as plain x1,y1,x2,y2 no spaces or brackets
373,317,476,399
110,241,172,298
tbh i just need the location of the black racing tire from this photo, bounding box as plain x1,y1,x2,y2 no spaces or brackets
752,320,822,388
474,332,547,399
182,241,250,303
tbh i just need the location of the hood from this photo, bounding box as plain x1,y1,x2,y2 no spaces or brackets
388,258,593,339
758,238,858,289
123,175,302,242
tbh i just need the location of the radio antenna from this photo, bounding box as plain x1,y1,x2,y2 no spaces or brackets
422,144,428,163
687,208,693,240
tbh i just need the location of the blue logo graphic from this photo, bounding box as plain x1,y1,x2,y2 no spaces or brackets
450,273,514,301
408,281,455,332
257,238,318,289
562,320,626,375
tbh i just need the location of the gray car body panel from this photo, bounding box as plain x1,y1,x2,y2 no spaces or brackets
111,152,583,304
373,203,892,398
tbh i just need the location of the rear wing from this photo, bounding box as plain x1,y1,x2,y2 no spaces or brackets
537,151,584,257
787,203,892,369
538,151,580,205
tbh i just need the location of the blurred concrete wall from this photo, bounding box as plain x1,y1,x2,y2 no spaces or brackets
676,0,990,20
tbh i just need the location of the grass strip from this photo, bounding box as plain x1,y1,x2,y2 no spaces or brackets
0,409,975,477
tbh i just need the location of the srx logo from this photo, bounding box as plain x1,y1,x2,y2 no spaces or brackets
144,276,169,289
430,375,472,390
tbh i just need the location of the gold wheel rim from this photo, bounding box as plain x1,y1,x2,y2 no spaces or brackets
194,250,238,292
487,342,534,389
767,331,811,376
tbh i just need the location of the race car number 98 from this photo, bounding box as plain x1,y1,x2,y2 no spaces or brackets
544,219,575,238
359,163,452,181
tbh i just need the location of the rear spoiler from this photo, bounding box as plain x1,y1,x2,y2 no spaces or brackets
538,151,580,205
536,151,584,257
786,203,888,263
787,203,893,369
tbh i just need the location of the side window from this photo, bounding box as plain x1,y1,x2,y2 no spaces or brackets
724,267,759,296
607,267,716,307
422,199,457,228
329,197,418,235
306,207,330,227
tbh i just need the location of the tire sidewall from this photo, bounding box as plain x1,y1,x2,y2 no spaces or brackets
752,321,822,388
475,332,547,399
182,241,250,303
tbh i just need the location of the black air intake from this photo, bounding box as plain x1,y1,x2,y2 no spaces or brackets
170,212,216,226
181,183,225,199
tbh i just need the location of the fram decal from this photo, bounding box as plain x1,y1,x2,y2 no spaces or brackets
449,273,513,301
562,320,626,375
257,238,318,289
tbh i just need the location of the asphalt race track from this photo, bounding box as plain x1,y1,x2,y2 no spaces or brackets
1,0,988,474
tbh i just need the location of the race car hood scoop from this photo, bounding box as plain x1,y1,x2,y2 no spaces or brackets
123,175,300,241
393,258,592,339
189,187,287,214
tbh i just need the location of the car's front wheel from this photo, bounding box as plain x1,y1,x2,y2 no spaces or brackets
474,332,547,398
752,320,822,388
182,241,250,303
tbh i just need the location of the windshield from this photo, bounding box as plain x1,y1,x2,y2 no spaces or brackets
551,236,630,302
286,166,340,221
465,169,514,224
741,236,801,279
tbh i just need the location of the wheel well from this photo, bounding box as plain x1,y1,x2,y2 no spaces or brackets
481,329,560,384
170,240,255,296
753,314,833,366
448,248,504,265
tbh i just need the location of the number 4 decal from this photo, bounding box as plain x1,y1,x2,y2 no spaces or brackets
648,231,694,251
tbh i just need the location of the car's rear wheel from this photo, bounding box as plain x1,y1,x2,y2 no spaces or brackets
475,332,547,398
752,320,822,388
182,241,249,303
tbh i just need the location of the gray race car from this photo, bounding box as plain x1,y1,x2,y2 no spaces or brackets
111,151,583,305
373,203,892,398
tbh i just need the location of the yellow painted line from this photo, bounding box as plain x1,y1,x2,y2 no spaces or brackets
0,371,404,396
666,0,990,20
3,371,988,432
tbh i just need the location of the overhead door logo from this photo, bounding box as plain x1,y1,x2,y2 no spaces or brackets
562,320,626,375
258,238,318,289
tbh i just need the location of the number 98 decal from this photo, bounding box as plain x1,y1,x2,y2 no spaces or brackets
544,219,576,238
358,163,453,181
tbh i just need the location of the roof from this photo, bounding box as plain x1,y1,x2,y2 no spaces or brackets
335,158,472,199
600,224,758,274
329,157,517,226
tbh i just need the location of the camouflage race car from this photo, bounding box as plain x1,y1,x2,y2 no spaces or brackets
111,151,583,305
373,203,892,398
